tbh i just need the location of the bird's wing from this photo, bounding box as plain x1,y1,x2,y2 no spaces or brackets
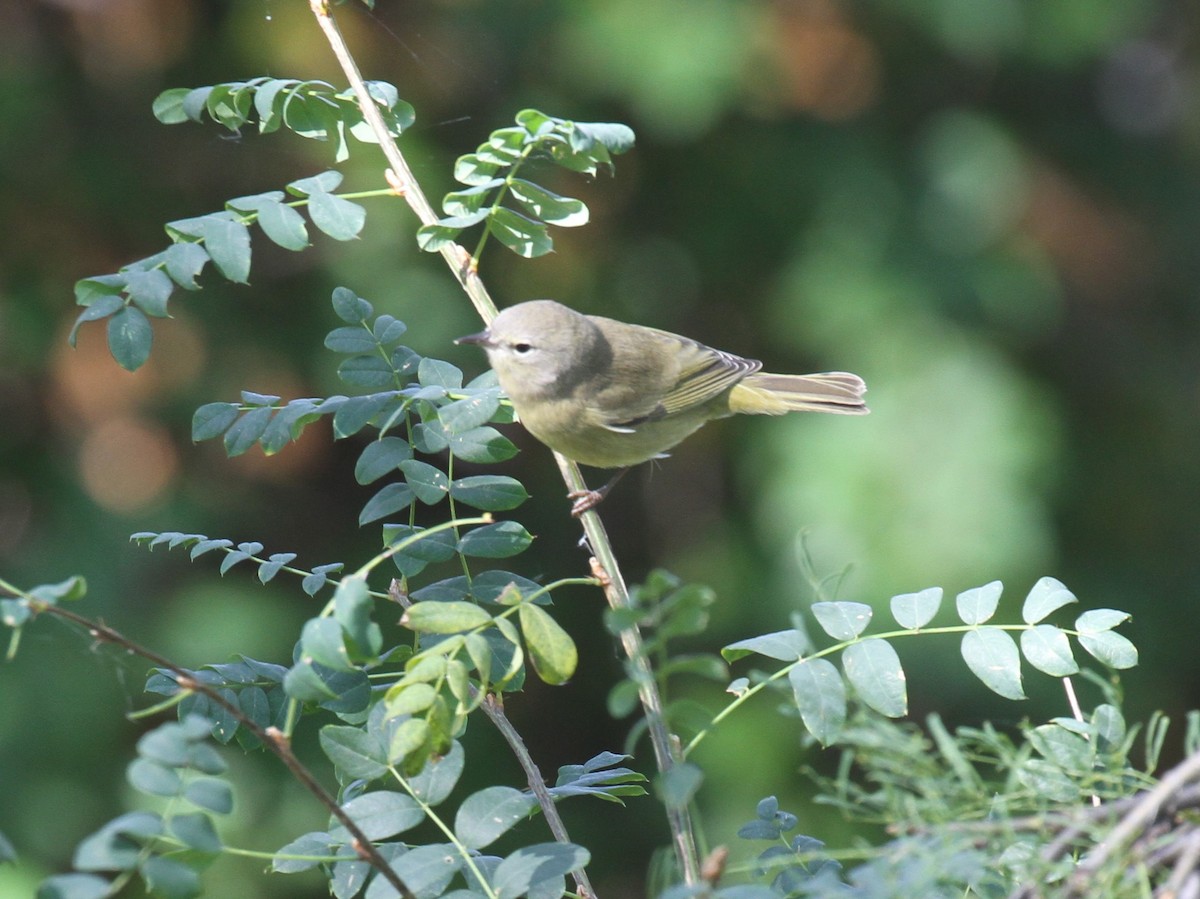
603,329,760,427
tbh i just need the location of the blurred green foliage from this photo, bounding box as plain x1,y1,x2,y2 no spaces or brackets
2,0,1199,895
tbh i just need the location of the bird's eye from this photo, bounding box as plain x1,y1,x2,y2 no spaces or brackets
513,343,533,354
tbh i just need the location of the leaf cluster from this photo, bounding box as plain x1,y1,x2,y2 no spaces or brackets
71,173,368,371
154,77,414,161
722,578,1135,747
417,109,634,260
39,716,232,899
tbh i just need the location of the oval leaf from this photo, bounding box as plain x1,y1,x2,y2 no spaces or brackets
961,627,1025,700
956,581,1003,625
811,601,872,641
1019,624,1078,676
454,786,537,850
788,658,846,746
1022,577,1077,624
890,587,943,630
402,601,493,635
843,638,907,717
518,603,577,685
1078,630,1139,669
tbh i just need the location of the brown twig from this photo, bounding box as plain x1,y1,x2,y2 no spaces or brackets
28,599,415,899
480,692,594,898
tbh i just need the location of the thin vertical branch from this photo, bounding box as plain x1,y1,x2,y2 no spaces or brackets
307,0,700,884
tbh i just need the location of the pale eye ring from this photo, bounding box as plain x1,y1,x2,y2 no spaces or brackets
513,343,533,354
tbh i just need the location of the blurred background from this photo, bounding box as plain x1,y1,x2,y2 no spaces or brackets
2,0,1198,895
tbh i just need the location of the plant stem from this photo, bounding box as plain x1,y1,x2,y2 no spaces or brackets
308,1,701,883
481,692,596,898
562,461,701,885
307,0,497,327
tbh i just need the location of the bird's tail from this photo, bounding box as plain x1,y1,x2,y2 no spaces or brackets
729,371,868,415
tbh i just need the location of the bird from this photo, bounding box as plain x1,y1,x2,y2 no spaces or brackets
457,300,868,515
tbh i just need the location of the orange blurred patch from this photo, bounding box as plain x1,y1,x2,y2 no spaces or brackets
78,415,179,512
50,312,205,427
48,0,193,81
1022,161,1155,305
755,0,880,121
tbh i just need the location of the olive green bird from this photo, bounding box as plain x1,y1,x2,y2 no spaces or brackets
458,300,868,515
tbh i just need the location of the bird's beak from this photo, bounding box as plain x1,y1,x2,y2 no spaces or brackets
455,329,493,348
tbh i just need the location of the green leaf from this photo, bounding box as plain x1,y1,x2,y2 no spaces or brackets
124,268,174,316
333,393,395,438
68,292,125,346
810,601,872,641
401,459,450,504
300,617,352,671
192,403,239,441
319,725,387,781
163,242,210,289
332,286,372,323
107,306,153,371
184,778,234,815
402,601,493,635
127,758,182,797
1022,577,1077,624
169,812,222,852
1020,624,1078,676
223,406,273,456
722,629,809,662
387,844,463,898
438,392,501,433
1075,608,1131,633
417,358,464,390
956,581,1003,625
271,831,330,873
454,786,537,850
37,874,112,899
334,574,381,659
139,855,201,899
1029,724,1092,771
359,483,416,525
1017,759,1079,802
406,740,465,805
842,638,907,717
384,524,458,577
387,716,430,767
574,120,636,154
309,191,366,241
493,843,590,899
890,587,942,629
324,326,374,355
454,153,502,185
488,207,553,258
355,438,413,485
337,791,424,841
448,425,519,463
961,627,1025,700
519,603,577,685
29,575,88,604
152,88,191,124
507,178,589,226
200,214,252,283
458,521,533,559
1078,630,1139,669
1092,704,1126,754
256,199,310,250
449,475,529,511
789,658,846,746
